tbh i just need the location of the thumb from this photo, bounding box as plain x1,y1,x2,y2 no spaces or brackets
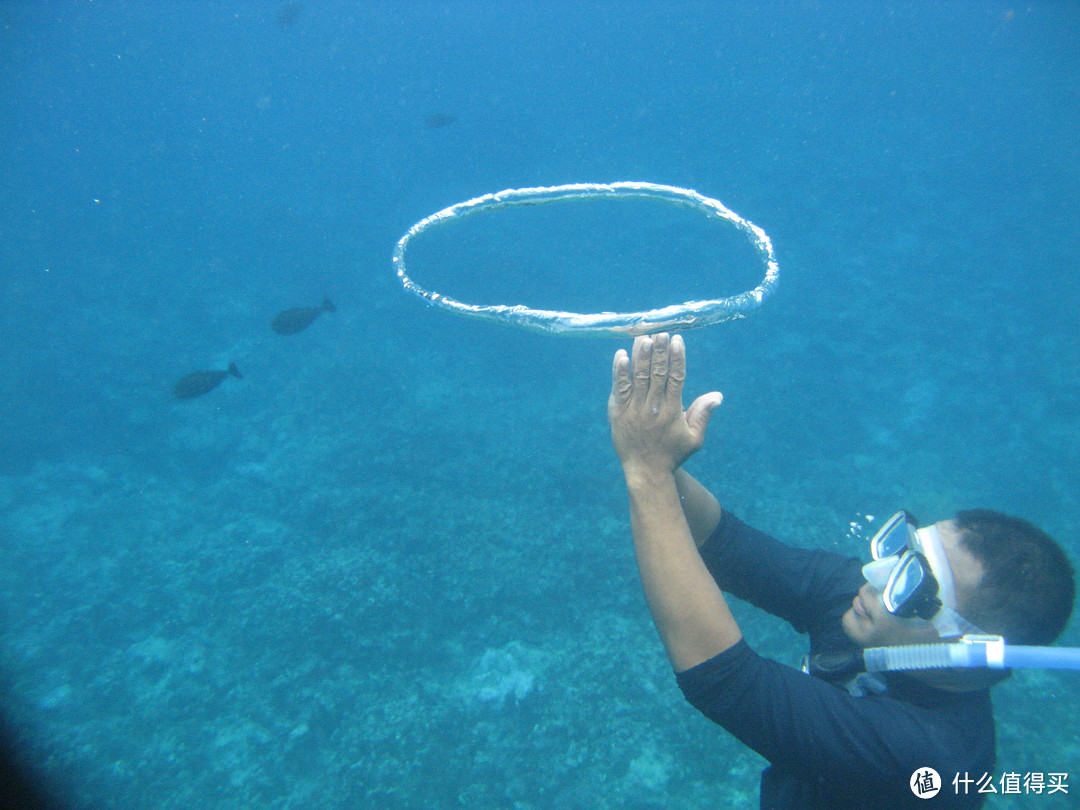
686,391,723,440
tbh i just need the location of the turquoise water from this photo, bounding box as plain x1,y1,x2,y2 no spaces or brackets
1,2,1078,807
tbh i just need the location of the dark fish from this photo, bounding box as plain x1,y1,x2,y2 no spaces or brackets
271,298,336,335
277,2,303,28
173,362,242,400
424,113,457,129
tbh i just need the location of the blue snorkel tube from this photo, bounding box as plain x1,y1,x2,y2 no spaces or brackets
864,635,1080,672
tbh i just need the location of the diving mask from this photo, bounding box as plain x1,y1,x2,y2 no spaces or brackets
862,511,984,639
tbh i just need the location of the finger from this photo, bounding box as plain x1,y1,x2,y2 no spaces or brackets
644,333,670,412
686,391,723,442
611,349,632,404
631,335,653,399
666,333,687,402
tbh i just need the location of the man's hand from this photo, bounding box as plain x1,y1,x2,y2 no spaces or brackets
608,332,723,480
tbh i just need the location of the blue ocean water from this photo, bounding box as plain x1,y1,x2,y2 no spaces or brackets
1,1,1078,807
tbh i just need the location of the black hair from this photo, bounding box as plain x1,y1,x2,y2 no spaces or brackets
953,509,1075,646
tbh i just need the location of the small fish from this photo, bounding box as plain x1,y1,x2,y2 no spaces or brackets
277,1,302,28
424,112,457,129
271,298,336,335
172,362,242,400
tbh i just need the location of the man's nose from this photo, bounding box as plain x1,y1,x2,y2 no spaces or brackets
861,557,896,592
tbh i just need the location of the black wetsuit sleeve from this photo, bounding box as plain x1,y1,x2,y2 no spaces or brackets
676,640,992,808
698,510,863,633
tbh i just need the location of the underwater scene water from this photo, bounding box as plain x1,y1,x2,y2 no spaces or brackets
1,2,1078,807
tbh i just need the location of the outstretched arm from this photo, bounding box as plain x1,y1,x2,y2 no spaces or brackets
675,468,722,547
608,333,740,672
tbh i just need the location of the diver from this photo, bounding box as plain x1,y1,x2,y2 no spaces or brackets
606,332,1075,809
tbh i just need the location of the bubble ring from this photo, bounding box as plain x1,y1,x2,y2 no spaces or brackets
392,181,779,337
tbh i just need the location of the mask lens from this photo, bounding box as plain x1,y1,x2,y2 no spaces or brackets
889,555,924,604
883,553,940,619
871,512,914,559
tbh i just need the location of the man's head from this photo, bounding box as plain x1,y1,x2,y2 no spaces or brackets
842,510,1075,651
951,509,1075,646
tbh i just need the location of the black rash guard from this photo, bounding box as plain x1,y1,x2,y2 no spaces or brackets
675,511,995,809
